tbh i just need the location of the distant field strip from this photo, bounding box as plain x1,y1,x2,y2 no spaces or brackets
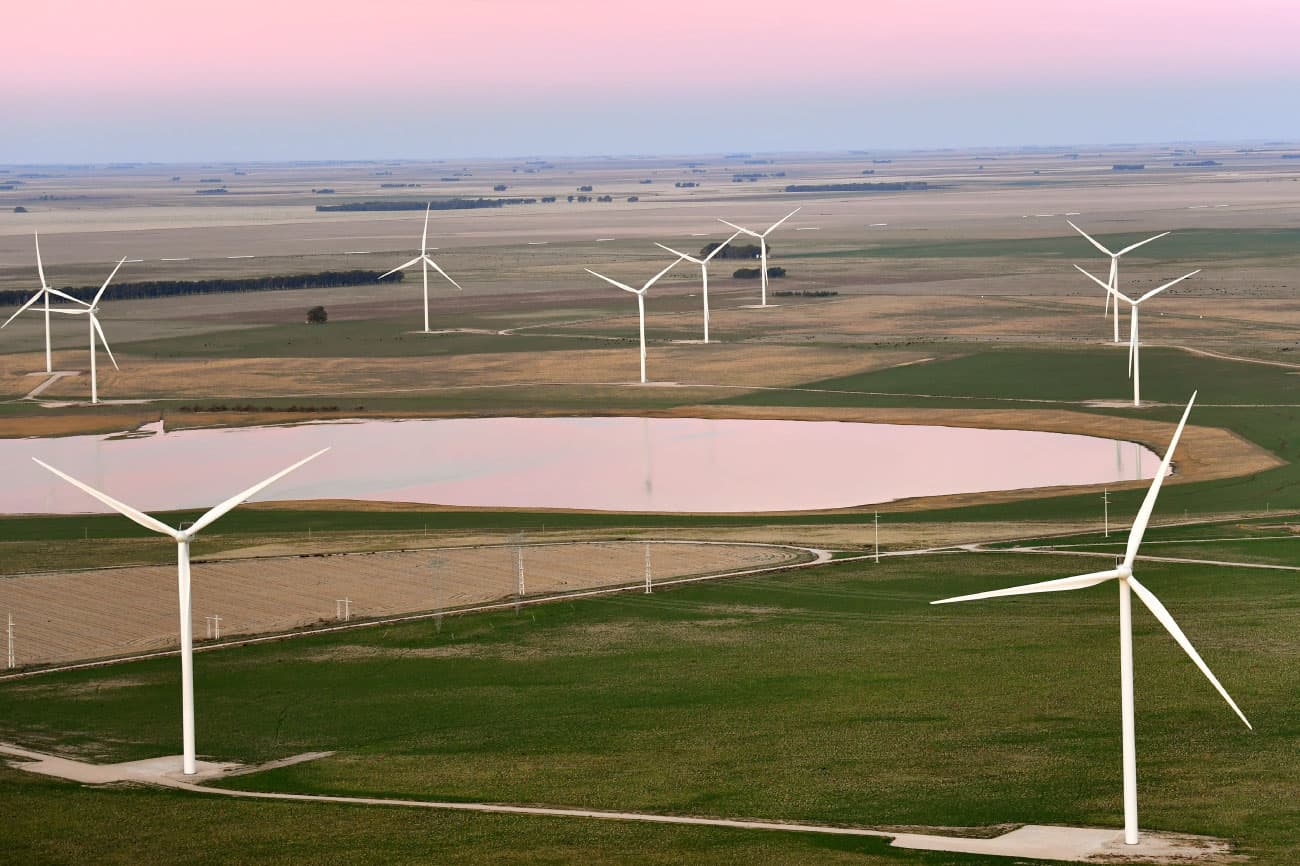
0,541,802,667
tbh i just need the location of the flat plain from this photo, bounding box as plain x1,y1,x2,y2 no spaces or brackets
2,144,1300,864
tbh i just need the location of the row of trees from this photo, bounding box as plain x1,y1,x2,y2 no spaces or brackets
316,198,537,212
700,241,763,260
783,181,929,192
733,266,786,279
0,270,396,307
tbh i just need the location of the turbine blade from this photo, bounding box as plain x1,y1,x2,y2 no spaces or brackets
46,288,90,307
421,203,431,253
1128,314,1136,376
762,207,801,236
1067,220,1115,256
31,459,177,538
1124,393,1197,566
425,257,463,291
1117,231,1171,256
653,242,701,264
34,232,48,289
1138,270,1200,304
1128,576,1252,729
92,315,119,371
717,218,760,238
932,568,1122,605
1074,264,1115,294
379,257,422,280
1,291,43,329
92,257,127,307
187,449,329,536
703,231,744,263
642,255,686,290
585,268,639,294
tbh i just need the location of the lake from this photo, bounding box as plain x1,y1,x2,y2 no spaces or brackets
3,416,1161,515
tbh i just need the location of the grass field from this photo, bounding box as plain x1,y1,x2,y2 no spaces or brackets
0,553,1295,863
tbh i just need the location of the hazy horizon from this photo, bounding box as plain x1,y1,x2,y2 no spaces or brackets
7,0,1300,164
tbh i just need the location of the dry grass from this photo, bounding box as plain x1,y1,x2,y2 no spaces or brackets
0,541,802,667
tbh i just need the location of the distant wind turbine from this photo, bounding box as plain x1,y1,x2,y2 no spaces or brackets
933,393,1250,846
653,231,741,343
34,449,329,775
1075,266,1198,406
1068,221,1170,343
51,258,127,404
378,204,463,333
718,208,801,308
585,256,685,384
1,233,89,373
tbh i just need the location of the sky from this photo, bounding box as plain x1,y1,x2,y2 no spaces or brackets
6,0,1300,163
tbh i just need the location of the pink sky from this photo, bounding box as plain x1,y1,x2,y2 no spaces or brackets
6,1,1300,161
12,0,1300,95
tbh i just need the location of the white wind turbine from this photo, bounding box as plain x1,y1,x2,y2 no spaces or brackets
1075,266,1199,407
1,233,90,373
1068,221,1170,343
585,256,685,384
50,258,127,404
33,449,329,776
718,208,801,308
654,231,741,343
378,203,463,333
933,393,1250,846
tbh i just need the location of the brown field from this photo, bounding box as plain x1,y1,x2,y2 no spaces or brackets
0,541,804,667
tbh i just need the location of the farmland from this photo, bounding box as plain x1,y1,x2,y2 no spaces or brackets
3,145,1300,863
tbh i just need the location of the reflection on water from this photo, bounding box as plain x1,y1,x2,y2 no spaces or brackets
3,417,1162,515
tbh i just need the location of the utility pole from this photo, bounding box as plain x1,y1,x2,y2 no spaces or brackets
1103,488,1110,539
212,615,221,640
644,543,652,594
335,598,351,622
874,512,880,564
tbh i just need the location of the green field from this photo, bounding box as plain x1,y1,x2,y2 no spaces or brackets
781,228,1300,266
0,553,1294,863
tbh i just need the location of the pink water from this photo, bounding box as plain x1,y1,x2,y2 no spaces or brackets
2,417,1160,515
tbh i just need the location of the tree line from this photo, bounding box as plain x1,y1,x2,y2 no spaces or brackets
0,270,397,307
316,198,537,212
783,181,929,192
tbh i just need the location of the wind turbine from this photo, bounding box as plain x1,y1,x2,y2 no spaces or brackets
1075,266,1199,406
51,258,127,404
1,233,90,373
585,256,685,384
378,203,463,333
933,393,1249,846
717,208,801,308
1068,221,1170,343
33,449,328,775
654,231,741,343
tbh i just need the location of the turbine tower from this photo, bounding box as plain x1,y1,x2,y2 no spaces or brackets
654,231,741,343
50,258,127,404
1075,266,1198,406
34,449,328,775
718,208,801,308
933,393,1250,846
1068,221,1170,343
585,256,684,384
1,233,91,373
378,203,463,333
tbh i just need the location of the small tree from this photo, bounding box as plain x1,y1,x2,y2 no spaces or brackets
307,306,328,324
